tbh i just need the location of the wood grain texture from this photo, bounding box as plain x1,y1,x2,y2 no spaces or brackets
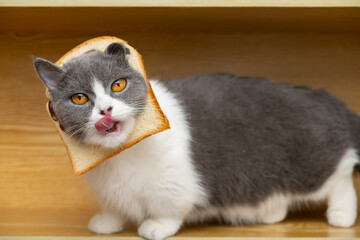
0,209,360,237
1,8,360,33
1,0,360,7
0,29,360,236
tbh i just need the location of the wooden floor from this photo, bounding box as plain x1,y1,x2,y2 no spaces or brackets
1,31,360,237
1,208,360,238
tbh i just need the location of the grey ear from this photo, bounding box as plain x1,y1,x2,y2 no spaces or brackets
105,43,126,61
33,58,64,91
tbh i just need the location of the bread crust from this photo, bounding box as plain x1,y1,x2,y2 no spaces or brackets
45,36,170,175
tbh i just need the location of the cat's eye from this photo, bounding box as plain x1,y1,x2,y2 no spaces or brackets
71,93,88,105
111,78,126,92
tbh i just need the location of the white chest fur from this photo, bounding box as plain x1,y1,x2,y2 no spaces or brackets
84,80,207,224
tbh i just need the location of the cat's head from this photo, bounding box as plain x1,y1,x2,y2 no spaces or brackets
33,43,148,149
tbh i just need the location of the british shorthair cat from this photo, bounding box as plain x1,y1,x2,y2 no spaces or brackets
34,42,359,240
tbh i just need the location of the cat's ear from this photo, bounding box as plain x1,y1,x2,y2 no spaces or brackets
33,58,64,91
105,43,126,61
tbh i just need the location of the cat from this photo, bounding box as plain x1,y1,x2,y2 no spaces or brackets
34,42,359,240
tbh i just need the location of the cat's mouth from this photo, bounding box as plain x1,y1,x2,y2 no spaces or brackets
95,116,122,135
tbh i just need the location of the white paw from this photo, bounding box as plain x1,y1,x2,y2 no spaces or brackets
88,212,124,234
138,218,181,240
262,208,287,224
327,209,356,228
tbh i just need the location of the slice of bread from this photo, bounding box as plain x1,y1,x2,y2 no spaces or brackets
45,36,170,175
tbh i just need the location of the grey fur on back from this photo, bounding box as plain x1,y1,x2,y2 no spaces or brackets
163,73,360,207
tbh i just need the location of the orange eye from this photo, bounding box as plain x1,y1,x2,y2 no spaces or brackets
71,93,88,105
111,78,126,92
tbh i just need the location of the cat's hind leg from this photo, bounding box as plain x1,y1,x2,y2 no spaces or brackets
326,175,357,227
326,148,358,227
88,210,126,234
220,193,288,225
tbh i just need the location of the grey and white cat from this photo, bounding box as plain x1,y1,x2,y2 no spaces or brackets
34,43,360,240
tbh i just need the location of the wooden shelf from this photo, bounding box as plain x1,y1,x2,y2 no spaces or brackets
1,7,360,34
1,3,360,238
1,0,360,7
1,31,360,237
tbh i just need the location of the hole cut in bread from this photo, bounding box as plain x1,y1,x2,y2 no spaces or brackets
45,36,170,175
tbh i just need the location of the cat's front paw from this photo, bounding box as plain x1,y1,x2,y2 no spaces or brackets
138,218,182,240
88,212,125,234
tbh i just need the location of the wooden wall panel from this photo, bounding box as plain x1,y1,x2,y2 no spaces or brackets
1,8,360,34
1,0,360,7
1,32,360,211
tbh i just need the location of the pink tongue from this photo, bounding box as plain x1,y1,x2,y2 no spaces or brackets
95,116,117,135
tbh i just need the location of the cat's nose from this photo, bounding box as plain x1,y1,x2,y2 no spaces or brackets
100,106,113,116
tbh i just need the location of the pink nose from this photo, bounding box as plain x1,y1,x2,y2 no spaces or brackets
100,106,113,117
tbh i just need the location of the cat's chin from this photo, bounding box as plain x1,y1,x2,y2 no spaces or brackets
97,133,127,149
84,117,136,149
